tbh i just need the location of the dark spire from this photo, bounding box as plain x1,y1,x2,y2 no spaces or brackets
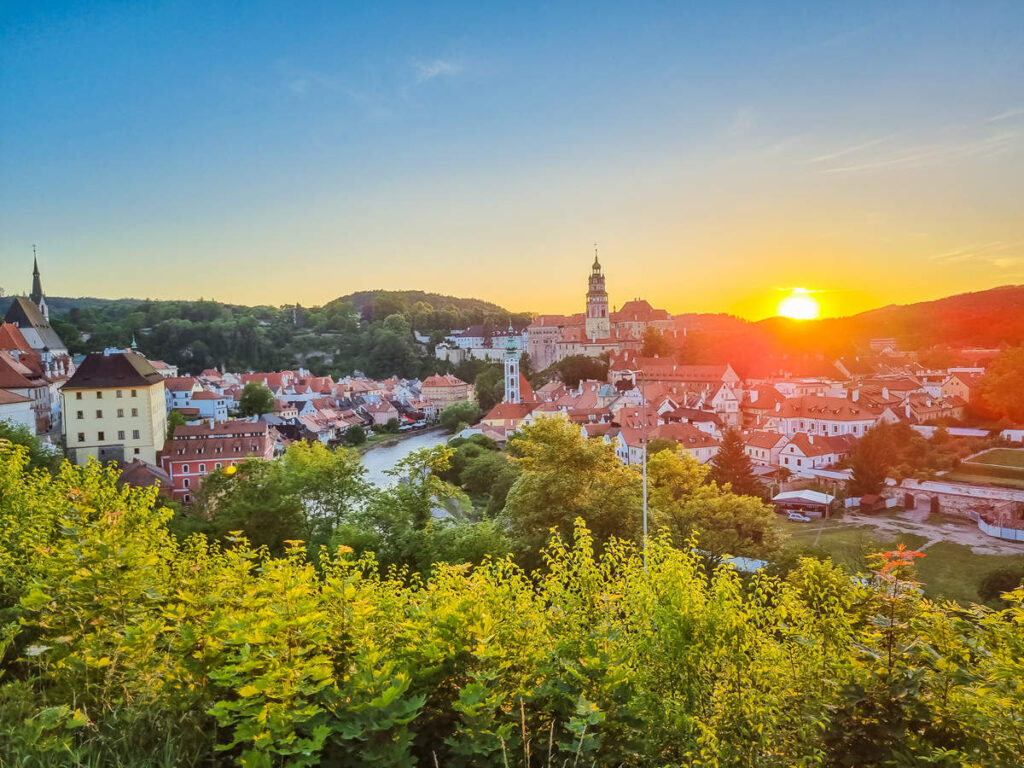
29,245,44,306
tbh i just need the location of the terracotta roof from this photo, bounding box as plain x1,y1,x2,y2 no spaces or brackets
0,388,33,405
191,390,226,400
611,299,670,323
3,297,66,351
118,459,172,493
745,431,787,450
63,351,163,390
777,396,885,422
483,401,537,422
163,376,200,392
0,350,46,389
422,373,468,388
172,420,269,439
0,323,32,353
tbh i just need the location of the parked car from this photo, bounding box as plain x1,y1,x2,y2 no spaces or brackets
787,511,812,522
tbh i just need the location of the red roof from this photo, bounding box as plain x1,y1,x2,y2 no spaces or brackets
163,376,199,392
422,373,468,388
0,323,32,353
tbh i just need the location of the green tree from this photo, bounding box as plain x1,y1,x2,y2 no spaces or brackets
645,437,678,455
977,345,1024,422
710,429,762,497
641,326,674,357
238,382,275,416
440,401,482,433
166,409,189,440
474,365,504,413
648,449,783,561
503,416,640,566
0,418,62,473
345,424,367,445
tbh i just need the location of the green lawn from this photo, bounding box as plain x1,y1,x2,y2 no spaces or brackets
941,471,1024,490
776,519,1024,605
970,448,1024,468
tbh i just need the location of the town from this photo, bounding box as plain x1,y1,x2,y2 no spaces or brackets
3,253,1022,557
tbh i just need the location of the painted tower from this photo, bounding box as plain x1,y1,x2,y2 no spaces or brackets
503,323,521,404
585,252,610,341
29,248,49,321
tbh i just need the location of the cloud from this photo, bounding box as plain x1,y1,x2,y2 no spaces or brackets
987,107,1024,123
810,136,892,163
929,240,1024,268
727,108,754,138
819,131,1020,174
413,59,460,83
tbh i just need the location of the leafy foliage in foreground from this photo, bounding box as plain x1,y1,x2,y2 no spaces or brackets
1,443,1023,767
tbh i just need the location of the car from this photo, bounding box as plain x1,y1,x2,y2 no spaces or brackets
787,511,812,522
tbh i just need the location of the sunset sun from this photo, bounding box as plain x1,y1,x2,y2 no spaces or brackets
777,289,820,320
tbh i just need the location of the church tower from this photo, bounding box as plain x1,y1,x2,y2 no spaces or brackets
503,323,521,404
585,251,610,341
29,247,49,321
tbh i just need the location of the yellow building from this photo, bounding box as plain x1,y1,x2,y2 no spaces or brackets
61,350,167,465
421,373,473,411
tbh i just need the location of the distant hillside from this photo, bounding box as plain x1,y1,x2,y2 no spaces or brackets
0,295,144,316
328,290,510,317
758,284,1024,351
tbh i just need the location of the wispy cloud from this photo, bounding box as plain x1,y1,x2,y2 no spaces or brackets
819,131,1020,174
929,240,1024,268
413,59,460,83
987,107,1024,123
810,136,892,163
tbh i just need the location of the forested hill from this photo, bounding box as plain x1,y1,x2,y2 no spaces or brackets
330,290,510,319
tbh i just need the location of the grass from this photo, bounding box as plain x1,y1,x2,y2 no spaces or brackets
969,448,1024,468
941,471,1024,490
776,518,1024,605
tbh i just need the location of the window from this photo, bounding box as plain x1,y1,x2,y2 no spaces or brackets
199,463,206,472
117,408,124,417
183,478,190,488
184,494,191,503
131,408,138,417
134,448,140,455
96,391,102,399
75,392,82,400
117,431,125,440
77,432,85,442
215,463,222,469
97,431,105,441
76,410,83,419
797,459,802,467
116,390,123,398
132,430,140,440
96,410,103,418
183,464,190,473
131,390,138,398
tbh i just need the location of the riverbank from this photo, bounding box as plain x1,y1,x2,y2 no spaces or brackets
357,425,449,455
360,427,452,488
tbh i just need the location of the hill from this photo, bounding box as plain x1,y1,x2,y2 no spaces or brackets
327,289,511,318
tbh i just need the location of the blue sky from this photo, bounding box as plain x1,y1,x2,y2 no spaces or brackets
2,1,1022,318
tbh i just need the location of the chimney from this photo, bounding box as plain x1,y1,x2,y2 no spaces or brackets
775,401,781,413
882,386,889,400
808,434,814,444
750,389,759,404
851,388,859,403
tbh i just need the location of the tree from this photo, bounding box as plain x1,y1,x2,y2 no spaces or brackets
440,401,482,433
646,437,678,455
503,416,640,566
345,424,367,446
709,429,762,497
474,365,504,413
166,409,189,440
239,382,275,416
978,566,1024,605
0,419,62,473
547,354,609,388
647,449,783,561
383,417,400,434
641,326,674,358
977,346,1024,423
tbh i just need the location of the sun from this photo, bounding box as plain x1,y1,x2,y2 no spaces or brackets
777,288,820,320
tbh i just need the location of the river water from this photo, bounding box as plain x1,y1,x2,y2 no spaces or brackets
361,429,451,488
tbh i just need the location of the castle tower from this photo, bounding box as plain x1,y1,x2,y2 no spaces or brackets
29,247,49,320
585,251,610,341
503,322,521,404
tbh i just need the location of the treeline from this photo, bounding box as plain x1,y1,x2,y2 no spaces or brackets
2,436,1023,767
45,291,532,379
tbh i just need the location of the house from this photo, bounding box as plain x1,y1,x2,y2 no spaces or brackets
364,398,400,427
61,350,167,465
615,422,720,466
163,377,203,412
0,388,35,431
941,372,985,404
778,433,851,472
901,393,966,424
160,420,274,502
118,459,173,496
773,395,897,438
421,374,473,410
149,360,179,378
190,390,229,423
0,350,53,434
480,401,539,431
744,431,789,466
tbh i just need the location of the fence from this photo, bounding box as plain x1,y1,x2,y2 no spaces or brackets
972,513,1024,543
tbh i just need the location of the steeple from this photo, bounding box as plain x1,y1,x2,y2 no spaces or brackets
503,320,521,404
30,246,44,306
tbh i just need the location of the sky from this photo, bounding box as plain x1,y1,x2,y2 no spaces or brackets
1,1,1022,320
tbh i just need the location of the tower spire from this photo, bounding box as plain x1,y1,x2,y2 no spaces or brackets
29,245,45,314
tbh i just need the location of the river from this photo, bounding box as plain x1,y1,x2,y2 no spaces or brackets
361,428,451,488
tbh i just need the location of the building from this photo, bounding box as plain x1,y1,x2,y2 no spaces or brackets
61,350,167,465
0,388,35,431
772,395,898,438
164,376,203,412
160,420,274,502
3,256,68,356
585,253,611,341
744,431,789,467
778,433,852,472
0,349,53,434
421,373,472,411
